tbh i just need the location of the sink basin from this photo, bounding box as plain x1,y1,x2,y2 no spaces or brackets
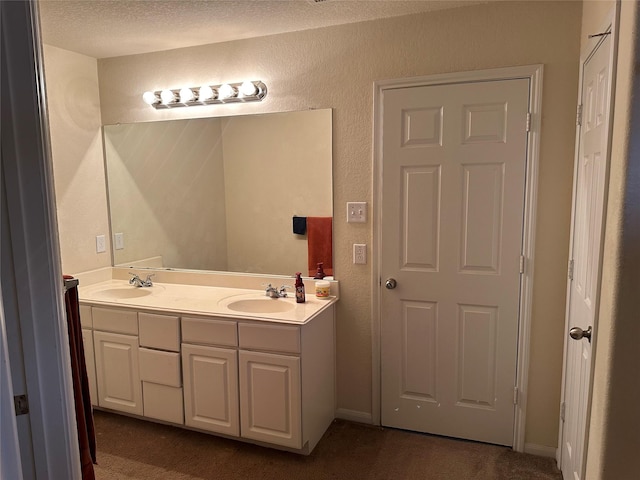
93,287,154,300
224,298,295,314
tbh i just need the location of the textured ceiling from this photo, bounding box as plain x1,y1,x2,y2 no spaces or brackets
38,0,486,59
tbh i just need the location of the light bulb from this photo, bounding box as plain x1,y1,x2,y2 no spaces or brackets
179,87,195,103
218,83,237,100
142,91,159,105
199,85,215,102
239,81,258,97
160,89,177,105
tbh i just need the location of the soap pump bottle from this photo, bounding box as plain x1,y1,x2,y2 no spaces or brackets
295,272,306,303
313,262,326,280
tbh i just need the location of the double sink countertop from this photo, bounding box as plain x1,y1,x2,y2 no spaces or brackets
79,279,337,325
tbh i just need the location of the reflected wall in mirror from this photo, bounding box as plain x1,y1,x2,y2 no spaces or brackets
104,108,332,277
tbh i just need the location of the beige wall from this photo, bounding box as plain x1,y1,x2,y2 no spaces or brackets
43,45,111,274
45,1,582,448
584,1,640,478
580,0,616,52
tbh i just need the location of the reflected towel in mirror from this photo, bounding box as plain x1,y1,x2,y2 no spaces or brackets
307,217,332,277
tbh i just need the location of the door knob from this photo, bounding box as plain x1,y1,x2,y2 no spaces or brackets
385,278,397,289
569,326,592,343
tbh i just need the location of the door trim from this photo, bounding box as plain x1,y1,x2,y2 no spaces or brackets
372,64,544,452
557,3,619,473
1,1,80,477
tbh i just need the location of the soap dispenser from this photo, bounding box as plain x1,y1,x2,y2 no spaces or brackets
295,272,306,303
313,262,326,280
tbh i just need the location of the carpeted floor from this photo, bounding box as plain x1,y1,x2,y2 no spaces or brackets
92,410,562,480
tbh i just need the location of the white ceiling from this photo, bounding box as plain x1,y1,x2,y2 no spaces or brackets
38,0,487,59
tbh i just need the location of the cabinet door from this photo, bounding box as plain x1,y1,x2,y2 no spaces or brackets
93,331,142,415
239,350,301,449
182,344,239,436
81,328,98,406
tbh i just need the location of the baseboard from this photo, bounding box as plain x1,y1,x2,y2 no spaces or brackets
524,443,557,458
335,408,374,425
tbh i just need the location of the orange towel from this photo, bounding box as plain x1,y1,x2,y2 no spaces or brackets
307,217,333,277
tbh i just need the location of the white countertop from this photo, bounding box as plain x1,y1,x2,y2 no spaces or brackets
78,279,336,324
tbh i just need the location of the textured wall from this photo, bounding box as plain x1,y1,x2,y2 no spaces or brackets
93,1,582,447
43,45,111,274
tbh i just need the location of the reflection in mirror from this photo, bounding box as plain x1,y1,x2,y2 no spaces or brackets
103,109,333,277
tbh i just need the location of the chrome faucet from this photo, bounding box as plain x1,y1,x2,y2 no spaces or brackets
129,272,155,287
264,284,289,298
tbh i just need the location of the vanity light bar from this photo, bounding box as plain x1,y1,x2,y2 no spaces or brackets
143,80,267,109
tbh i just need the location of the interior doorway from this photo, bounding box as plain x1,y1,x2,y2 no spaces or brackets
558,11,617,479
373,65,544,451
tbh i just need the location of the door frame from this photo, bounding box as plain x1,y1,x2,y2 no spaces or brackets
1,0,80,477
372,64,543,452
557,4,619,473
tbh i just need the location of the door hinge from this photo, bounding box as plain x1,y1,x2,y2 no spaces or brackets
576,104,583,126
513,386,519,405
568,259,574,281
560,402,566,422
526,112,532,132
14,394,29,416
519,255,525,274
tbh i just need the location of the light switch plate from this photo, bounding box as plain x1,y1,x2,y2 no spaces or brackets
347,202,367,223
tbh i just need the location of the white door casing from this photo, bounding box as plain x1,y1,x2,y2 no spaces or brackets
559,16,616,480
0,241,24,480
379,78,530,446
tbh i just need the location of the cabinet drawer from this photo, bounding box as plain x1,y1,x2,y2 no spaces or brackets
142,382,184,425
139,348,181,387
92,307,138,335
79,305,93,329
238,323,300,354
139,313,180,351
182,317,237,347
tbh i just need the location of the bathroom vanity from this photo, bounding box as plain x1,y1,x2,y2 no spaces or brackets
78,277,337,455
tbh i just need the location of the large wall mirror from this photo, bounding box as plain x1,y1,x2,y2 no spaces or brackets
103,108,333,277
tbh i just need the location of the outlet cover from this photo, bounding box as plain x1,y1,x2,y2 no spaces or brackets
347,202,367,223
353,244,367,264
114,233,124,250
96,234,106,253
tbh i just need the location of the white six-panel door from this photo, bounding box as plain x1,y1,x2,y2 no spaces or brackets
560,29,613,480
380,78,530,445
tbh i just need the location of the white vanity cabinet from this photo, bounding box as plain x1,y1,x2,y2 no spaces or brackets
238,306,335,453
92,307,142,415
79,291,336,455
138,312,183,425
238,323,302,449
81,329,98,404
79,305,97,405
181,317,239,436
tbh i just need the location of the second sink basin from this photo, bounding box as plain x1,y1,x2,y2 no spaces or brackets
224,297,295,314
